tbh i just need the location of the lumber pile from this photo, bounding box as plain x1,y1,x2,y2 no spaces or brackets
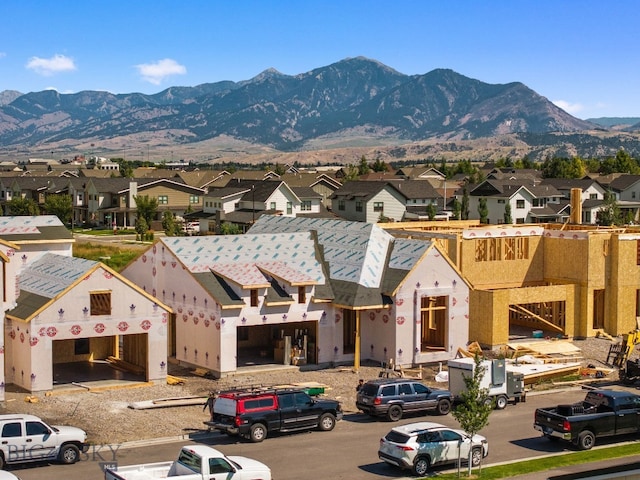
502,340,583,364
129,396,207,410
398,365,423,379
455,341,483,358
167,375,185,385
458,339,585,385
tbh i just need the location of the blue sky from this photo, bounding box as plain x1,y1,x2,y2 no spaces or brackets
0,1,638,120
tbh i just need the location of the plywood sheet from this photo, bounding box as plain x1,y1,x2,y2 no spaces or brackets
507,340,581,356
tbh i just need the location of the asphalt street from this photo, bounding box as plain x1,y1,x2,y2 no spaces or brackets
10,387,639,480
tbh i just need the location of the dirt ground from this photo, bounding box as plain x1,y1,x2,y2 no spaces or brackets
0,336,628,445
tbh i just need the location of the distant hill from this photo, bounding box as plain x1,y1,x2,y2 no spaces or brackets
586,117,640,129
0,57,637,162
0,90,22,106
0,57,640,163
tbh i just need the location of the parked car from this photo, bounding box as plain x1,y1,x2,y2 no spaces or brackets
378,421,489,476
182,222,200,235
207,386,343,442
356,378,452,421
0,414,87,469
0,471,22,480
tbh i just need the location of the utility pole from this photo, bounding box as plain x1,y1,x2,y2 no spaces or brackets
252,185,255,224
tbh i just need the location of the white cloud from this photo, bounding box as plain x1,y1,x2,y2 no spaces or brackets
135,58,186,85
26,54,76,76
44,86,75,94
552,100,584,115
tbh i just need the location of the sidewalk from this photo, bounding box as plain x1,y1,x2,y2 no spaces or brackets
511,457,640,480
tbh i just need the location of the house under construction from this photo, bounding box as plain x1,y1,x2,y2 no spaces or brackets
384,212,640,348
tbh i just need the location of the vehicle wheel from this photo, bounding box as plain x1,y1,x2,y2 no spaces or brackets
318,413,336,431
577,430,595,450
387,405,403,422
436,398,452,415
483,397,494,408
470,447,482,467
0,452,5,469
249,423,267,443
495,395,508,410
59,444,80,464
413,456,430,476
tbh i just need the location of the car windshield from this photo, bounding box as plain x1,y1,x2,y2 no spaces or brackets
385,430,411,444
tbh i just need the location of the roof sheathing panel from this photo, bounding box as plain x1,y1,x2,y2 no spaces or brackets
0,215,63,235
19,253,97,298
211,263,270,288
161,232,325,286
389,238,431,270
258,261,317,285
249,216,392,288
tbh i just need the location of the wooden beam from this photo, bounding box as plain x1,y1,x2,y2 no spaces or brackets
509,305,564,333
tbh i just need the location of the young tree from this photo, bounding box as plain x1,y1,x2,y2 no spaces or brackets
44,194,73,224
452,354,493,476
371,158,388,173
426,203,437,220
7,197,39,216
503,202,513,224
596,191,623,226
133,195,158,228
461,188,470,220
220,222,241,235
452,197,462,220
135,217,148,241
161,211,181,236
439,159,447,178
342,164,360,182
478,197,488,223
357,155,370,175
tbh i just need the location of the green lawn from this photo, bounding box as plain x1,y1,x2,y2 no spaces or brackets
433,443,639,479
72,227,136,236
73,242,141,271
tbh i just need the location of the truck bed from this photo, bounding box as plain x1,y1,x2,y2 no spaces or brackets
534,402,617,442
105,460,198,480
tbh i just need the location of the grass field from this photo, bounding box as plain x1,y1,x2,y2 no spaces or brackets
72,242,142,271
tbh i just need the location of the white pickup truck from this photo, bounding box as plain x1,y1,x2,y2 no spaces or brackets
104,445,271,480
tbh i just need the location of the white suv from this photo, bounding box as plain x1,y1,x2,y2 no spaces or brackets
378,421,488,476
0,414,87,469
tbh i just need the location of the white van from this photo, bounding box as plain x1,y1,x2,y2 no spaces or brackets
0,414,87,469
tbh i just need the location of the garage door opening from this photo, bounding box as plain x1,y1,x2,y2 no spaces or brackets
237,321,317,367
52,334,148,386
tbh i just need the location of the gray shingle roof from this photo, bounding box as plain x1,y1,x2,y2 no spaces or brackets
330,181,404,201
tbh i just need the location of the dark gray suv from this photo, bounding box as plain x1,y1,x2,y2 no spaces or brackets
356,378,452,421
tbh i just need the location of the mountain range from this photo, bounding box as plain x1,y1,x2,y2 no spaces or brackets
0,57,639,163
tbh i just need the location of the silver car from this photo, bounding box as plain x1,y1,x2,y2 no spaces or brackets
378,421,488,476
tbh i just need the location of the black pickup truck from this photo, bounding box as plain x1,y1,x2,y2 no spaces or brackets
207,387,343,442
534,389,640,450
